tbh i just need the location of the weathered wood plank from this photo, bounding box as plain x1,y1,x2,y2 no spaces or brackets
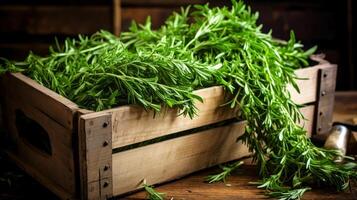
3,95,76,197
315,65,337,134
289,63,337,105
0,5,112,35
79,113,113,200
102,86,234,149
3,73,78,129
112,121,249,196
299,105,315,137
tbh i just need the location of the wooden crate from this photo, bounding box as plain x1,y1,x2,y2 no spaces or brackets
0,56,337,200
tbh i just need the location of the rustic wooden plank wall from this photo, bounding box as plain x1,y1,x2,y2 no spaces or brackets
0,0,355,90
0,2,113,58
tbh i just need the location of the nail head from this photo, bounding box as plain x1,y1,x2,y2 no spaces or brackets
103,140,109,147
102,122,108,128
103,182,109,188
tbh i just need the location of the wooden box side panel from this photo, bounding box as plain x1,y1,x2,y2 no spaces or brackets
112,121,249,196
85,63,333,150
1,94,77,199
112,105,315,195
104,86,237,149
2,73,79,129
111,104,315,196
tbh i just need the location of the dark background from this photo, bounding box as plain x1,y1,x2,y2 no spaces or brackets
0,0,355,91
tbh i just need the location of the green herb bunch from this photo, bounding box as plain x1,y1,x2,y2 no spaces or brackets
2,30,214,117
1,1,356,199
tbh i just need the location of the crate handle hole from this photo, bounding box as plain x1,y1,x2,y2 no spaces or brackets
15,109,52,156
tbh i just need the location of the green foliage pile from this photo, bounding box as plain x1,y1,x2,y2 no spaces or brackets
1,1,356,199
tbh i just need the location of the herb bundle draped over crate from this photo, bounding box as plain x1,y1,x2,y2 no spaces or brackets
1,1,356,199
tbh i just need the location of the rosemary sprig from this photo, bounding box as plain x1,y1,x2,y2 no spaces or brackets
143,184,165,200
267,187,311,200
206,161,244,183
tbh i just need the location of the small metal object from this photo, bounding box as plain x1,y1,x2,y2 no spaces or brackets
103,181,109,188
324,125,349,162
103,140,109,147
102,122,108,128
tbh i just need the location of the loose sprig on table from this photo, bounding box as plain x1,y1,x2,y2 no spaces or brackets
206,161,244,183
143,184,165,200
1,1,356,199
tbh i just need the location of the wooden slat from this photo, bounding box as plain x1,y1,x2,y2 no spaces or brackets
106,86,236,149
315,65,337,134
4,73,78,129
113,0,122,36
79,113,113,200
289,63,337,105
112,121,249,196
299,105,315,137
0,5,112,35
4,95,76,197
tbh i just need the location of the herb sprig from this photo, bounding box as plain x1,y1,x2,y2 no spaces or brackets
143,184,165,200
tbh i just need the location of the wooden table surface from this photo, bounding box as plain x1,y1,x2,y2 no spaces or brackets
123,92,357,200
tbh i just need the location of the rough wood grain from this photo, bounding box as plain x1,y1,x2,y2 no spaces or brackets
79,113,113,200
112,121,249,196
289,63,337,105
299,105,315,137
105,86,236,149
3,95,76,198
315,65,337,134
3,73,78,129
